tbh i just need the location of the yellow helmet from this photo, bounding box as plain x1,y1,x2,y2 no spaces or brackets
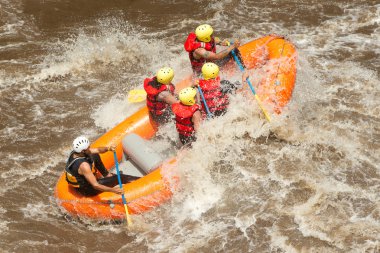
201,62,219,80
195,24,213,42
179,87,197,106
157,67,174,85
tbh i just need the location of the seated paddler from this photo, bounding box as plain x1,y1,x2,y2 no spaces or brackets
184,24,240,76
144,67,178,127
65,136,140,196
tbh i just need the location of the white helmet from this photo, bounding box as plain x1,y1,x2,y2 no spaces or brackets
72,136,90,153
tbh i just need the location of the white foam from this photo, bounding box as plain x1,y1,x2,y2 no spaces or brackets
92,95,144,130
21,202,52,219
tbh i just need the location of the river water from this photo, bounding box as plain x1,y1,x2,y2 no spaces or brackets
0,0,379,252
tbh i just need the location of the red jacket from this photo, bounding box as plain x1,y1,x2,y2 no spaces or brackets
184,33,216,73
198,76,229,114
144,77,175,116
172,102,201,136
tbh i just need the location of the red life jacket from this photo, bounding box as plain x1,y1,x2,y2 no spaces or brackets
172,102,201,137
198,76,229,114
144,76,175,116
184,32,216,73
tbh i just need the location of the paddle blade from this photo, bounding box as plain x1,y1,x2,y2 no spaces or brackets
124,204,132,226
127,89,147,103
254,94,271,122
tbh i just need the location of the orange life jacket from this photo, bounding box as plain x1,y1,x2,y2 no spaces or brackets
144,76,175,116
184,33,216,73
172,102,201,136
198,76,229,115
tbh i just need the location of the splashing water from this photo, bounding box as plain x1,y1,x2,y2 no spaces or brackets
0,1,379,253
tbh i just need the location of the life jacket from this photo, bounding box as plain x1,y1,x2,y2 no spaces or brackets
144,76,175,116
184,33,216,73
65,152,97,188
198,76,229,114
172,102,201,137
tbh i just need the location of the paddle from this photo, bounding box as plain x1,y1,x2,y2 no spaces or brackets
231,49,271,122
196,86,213,118
127,89,146,103
113,151,132,226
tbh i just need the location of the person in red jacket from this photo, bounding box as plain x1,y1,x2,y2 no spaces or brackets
172,87,202,146
195,62,230,117
184,24,240,76
144,67,178,126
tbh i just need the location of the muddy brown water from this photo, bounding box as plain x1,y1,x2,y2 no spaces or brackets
0,0,379,252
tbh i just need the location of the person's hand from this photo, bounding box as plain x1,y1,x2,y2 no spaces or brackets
233,39,240,48
108,145,116,152
113,186,124,195
222,39,230,46
192,80,200,88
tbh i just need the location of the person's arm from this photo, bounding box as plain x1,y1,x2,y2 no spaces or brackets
220,39,231,46
157,91,178,105
88,146,115,154
86,146,115,177
194,39,240,61
196,91,201,106
79,163,123,194
191,80,201,105
214,37,230,46
192,110,202,132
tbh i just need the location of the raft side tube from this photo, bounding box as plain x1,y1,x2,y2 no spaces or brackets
122,133,163,175
119,160,145,177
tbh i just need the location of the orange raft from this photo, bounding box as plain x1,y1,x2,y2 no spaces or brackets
234,35,297,113
54,35,297,220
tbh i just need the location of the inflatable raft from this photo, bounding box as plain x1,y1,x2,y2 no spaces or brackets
54,35,297,220
238,35,297,113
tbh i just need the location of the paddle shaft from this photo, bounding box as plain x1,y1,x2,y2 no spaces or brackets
231,49,271,122
197,86,212,118
113,151,132,225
